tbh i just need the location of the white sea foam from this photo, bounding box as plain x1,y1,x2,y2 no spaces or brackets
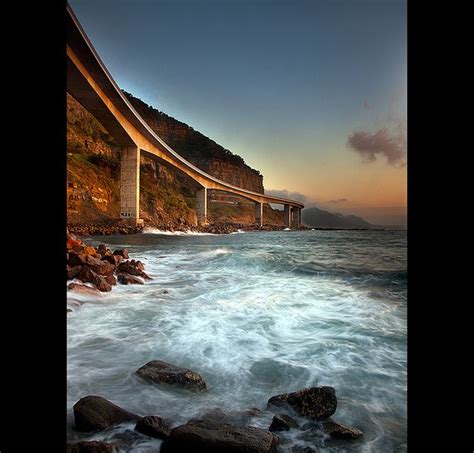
142,227,216,236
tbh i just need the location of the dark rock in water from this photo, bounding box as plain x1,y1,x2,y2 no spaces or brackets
135,415,171,439
113,248,129,259
68,252,88,267
268,387,337,420
136,360,207,392
77,266,112,292
67,264,83,280
66,441,117,453
269,414,299,432
117,273,144,285
291,445,317,453
321,419,363,439
68,282,102,297
201,408,257,426
118,260,151,280
73,395,139,431
160,418,279,453
67,308,73,313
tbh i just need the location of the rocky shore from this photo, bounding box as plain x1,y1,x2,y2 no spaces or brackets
67,359,363,452
67,220,310,236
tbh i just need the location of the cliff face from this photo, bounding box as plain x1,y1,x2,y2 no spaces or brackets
67,91,283,229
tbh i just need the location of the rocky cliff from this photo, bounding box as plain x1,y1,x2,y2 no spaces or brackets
67,92,283,230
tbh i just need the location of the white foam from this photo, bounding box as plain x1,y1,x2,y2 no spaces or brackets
142,227,216,236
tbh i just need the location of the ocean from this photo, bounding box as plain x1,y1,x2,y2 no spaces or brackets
67,229,407,452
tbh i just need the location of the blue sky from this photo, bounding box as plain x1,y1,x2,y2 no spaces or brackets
69,0,407,224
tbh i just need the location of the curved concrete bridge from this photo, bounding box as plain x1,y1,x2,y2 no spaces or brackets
66,4,304,228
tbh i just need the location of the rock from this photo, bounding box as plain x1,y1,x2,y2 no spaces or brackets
67,308,73,313
267,387,337,420
73,395,139,431
291,446,317,453
66,441,117,453
135,415,171,439
136,360,207,392
160,419,279,453
84,246,99,257
118,260,151,280
105,274,117,286
269,414,299,432
68,282,101,297
68,252,88,267
117,273,144,285
113,248,129,259
321,419,363,440
102,254,122,266
67,264,82,280
96,244,112,257
77,266,112,292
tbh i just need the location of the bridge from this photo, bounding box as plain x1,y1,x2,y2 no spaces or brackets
66,4,304,228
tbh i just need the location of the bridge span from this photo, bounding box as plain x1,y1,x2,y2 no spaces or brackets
66,4,304,228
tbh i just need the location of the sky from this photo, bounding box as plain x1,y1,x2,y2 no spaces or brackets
69,0,407,225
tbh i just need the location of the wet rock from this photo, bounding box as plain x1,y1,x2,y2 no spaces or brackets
118,260,151,280
269,414,299,432
81,256,116,276
267,387,337,420
68,252,88,267
113,248,129,259
67,308,73,313
66,441,117,453
291,446,317,453
135,415,171,439
105,274,117,286
321,419,363,440
136,360,207,392
73,395,139,431
96,244,112,257
77,266,112,292
201,408,256,426
117,273,144,285
102,254,122,266
67,282,101,297
67,264,82,280
160,418,279,453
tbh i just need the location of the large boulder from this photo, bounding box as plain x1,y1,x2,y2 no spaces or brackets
118,261,151,280
269,414,299,432
136,360,207,392
135,415,171,439
66,441,117,453
73,395,139,431
102,254,123,266
160,419,279,453
113,248,129,259
77,266,112,292
267,387,337,420
322,419,363,439
67,264,82,280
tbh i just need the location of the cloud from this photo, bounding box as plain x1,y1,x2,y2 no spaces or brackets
347,121,406,167
327,198,348,204
265,189,309,204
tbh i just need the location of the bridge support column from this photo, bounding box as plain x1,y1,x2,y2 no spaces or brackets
292,207,301,228
196,188,208,225
120,146,143,226
255,202,263,226
284,204,292,228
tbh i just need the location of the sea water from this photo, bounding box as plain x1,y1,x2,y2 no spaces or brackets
67,229,407,452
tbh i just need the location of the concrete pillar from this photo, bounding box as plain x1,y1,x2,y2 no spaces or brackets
292,207,301,228
284,204,291,228
196,187,208,225
120,146,142,225
255,202,263,226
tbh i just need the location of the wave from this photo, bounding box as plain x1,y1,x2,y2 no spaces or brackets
142,227,216,236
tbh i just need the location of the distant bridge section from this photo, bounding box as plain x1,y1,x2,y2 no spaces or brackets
66,4,304,227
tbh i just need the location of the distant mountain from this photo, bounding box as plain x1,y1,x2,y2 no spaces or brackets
302,207,375,229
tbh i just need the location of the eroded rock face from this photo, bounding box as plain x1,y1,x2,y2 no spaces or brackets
66,441,117,453
77,266,112,292
136,360,207,392
322,419,363,440
135,415,171,439
269,414,299,432
267,387,337,420
67,282,101,297
160,419,279,453
73,395,139,431
118,260,151,280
